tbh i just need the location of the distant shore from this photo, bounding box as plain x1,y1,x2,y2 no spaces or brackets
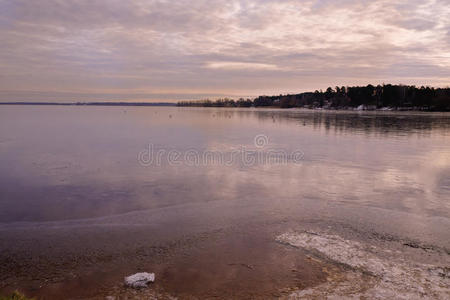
2,84,449,111
2,102,449,112
177,84,450,111
0,102,177,106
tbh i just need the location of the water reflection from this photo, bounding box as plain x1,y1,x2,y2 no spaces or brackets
188,108,450,137
0,106,449,223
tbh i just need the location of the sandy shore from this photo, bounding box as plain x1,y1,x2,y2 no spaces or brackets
0,218,330,299
1,199,449,299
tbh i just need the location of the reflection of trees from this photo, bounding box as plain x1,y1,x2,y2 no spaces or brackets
187,108,450,137
279,112,450,137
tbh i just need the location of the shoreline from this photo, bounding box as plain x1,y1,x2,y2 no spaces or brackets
0,102,176,107
1,200,449,299
2,224,448,299
1,102,449,112
176,105,450,112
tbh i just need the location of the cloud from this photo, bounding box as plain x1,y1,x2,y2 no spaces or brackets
0,0,449,101
206,61,279,71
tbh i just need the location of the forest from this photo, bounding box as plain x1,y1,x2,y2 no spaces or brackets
177,85,450,111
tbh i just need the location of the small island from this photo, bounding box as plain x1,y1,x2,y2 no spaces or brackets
177,84,450,111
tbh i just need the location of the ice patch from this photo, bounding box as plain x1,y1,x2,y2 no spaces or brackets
124,272,155,288
277,231,449,299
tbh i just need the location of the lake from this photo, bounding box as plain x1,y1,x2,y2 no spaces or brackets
0,106,449,298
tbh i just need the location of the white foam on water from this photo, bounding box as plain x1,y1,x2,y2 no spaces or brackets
277,231,449,299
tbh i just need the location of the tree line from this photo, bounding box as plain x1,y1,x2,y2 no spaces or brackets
177,85,450,111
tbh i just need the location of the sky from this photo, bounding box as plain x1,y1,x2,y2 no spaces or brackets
0,0,449,102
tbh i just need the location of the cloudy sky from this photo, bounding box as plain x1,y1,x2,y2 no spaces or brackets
0,0,449,102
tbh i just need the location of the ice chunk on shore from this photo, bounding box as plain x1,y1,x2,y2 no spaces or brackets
124,272,155,288
277,231,450,299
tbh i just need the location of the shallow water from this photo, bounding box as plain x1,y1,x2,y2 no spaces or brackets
0,106,449,298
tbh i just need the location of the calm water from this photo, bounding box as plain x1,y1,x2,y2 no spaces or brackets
0,106,449,237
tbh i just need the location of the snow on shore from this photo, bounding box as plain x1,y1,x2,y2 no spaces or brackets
277,231,449,299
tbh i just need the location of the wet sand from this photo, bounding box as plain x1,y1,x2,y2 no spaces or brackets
0,219,329,299
1,199,449,299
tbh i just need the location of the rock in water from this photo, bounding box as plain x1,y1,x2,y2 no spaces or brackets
124,272,155,288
